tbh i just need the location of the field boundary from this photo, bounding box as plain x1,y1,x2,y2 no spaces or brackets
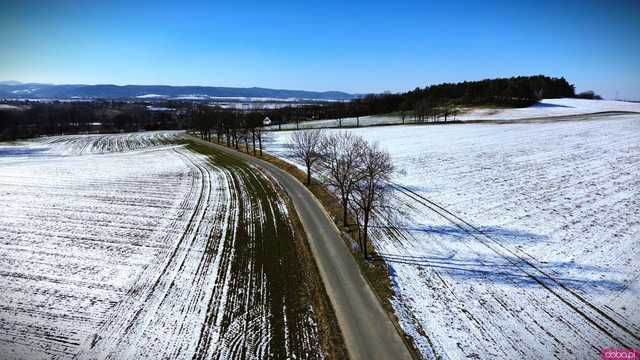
263,111,640,131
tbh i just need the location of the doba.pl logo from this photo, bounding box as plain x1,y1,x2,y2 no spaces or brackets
601,348,640,360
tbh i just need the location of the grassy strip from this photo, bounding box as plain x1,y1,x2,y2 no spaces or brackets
192,135,421,359
181,138,348,360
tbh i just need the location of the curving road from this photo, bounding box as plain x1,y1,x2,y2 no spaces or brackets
188,136,413,360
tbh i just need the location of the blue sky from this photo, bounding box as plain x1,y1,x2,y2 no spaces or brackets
2,0,639,99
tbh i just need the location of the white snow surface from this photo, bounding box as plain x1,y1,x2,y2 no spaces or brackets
0,104,22,111
265,98,640,130
457,98,640,120
0,131,298,359
135,94,168,99
263,114,640,359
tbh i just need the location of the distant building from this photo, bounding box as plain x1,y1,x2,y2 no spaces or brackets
263,116,272,126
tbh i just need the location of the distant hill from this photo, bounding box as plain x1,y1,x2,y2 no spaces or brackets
0,82,356,101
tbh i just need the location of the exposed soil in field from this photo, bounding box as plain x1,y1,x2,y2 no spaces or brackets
184,141,342,360
0,133,340,359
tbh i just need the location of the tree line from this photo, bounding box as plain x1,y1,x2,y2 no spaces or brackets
290,129,394,259
202,75,583,128
311,75,578,124
0,101,189,141
1,75,596,141
191,106,268,156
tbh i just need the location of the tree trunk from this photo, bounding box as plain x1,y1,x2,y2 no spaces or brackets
258,134,263,156
252,132,256,155
306,164,311,185
342,198,348,225
362,216,369,259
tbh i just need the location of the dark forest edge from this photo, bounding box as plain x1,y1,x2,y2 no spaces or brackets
0,75,601,141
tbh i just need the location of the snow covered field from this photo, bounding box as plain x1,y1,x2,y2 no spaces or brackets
263,114,640,359
265,98,640,130
0,132,323,359
457,98,640,121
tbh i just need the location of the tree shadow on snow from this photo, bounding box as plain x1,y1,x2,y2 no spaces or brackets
374,252,627,294
371,224,546,244
531,102,574,108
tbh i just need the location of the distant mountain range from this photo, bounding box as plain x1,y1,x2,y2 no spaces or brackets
0,81,356,101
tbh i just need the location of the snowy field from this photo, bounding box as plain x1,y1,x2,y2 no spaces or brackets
263,114,640,359
457,98,640,121
265,98,640,130
0,131,322,359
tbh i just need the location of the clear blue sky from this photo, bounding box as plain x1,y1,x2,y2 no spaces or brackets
2,0,639,99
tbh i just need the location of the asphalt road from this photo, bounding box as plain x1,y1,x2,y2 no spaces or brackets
189,136,413,360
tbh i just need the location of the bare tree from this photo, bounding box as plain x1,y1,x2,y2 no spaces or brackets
351,142,393,259
245,111,263,156
253,126,264,156
290,129,325,185
321,132,366,226
442,102,450,122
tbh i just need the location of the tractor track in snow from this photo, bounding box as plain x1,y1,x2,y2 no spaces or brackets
1,132,327,360
75,146,215,359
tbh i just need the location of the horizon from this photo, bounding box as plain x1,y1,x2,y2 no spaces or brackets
0,75,602,98
2,1,640,99
1,2,640,358
0,80,353,92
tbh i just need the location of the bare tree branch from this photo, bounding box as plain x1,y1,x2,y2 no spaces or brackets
290,129,325,185
350,142,394,259
320,132,366,225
